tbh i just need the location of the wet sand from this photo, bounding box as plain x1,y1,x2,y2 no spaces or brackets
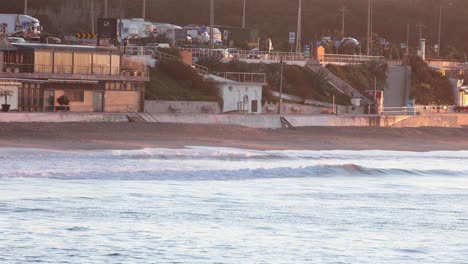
1,122,468,151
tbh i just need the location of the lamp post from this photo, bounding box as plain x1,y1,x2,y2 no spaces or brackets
438,2,454,57
416,22,425,40
367,0,372,56
143,0,146,20
24,0,28,15
242,0,246,29
104,0,108,18
210,0,215,49
339,6,350,36
295,0,302,53
91,0,94,34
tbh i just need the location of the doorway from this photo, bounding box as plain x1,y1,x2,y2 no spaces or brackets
43,90,55,112
93,91,103,112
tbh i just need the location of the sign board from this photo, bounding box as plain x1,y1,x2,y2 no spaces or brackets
223,30,229,41
304,44,312,58
334,41,341,48
97,18,117,39
201,25,207,33
289,32,295,44
75,33,97,39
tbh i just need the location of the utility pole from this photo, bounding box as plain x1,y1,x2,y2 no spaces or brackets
438,2,454,57
339,6,350,36
24,0,28,15
210,0,215,49
278,57,284,115
367,0,371,56
91,0,95,34
438,5,442,57
104,0,108,18
406,21,410,56
242,0,246,29
416,22,424,40
143,0,146,20
295,0,302,53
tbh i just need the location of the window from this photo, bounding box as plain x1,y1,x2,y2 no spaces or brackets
64,90,85,102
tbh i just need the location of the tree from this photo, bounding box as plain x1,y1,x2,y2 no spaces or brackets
0,88,13,105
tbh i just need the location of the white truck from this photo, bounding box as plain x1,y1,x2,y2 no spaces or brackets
0,14,41,40
118,18,155,41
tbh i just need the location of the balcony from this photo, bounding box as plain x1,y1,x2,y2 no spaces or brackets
0,63,149,82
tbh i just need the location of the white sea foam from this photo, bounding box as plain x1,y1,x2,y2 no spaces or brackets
0,147,467,179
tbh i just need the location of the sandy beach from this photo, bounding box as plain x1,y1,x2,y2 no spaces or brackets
0,122,468,151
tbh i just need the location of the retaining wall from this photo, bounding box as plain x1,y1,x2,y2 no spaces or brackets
0,113,129,122
145,101,221,114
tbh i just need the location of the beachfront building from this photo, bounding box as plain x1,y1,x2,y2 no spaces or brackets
0,40,148,112
208,73,266,114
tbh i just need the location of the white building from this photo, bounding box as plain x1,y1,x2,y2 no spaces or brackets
208,74,263,114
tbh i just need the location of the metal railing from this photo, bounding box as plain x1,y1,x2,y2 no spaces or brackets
321,54,385,64
0,63,148,77
152,51,208,76
305,61,373,105
381,106,455,116
211,72,267,84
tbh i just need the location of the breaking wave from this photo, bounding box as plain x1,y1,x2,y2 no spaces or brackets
0,147,467,180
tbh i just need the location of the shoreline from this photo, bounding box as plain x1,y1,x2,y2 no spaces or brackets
1,122,468,152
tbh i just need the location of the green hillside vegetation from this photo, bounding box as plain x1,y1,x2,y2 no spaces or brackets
409,56,454,105
145,60,218,101
205,60,350,105
326,62,388,98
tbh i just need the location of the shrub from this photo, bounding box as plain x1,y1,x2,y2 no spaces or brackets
57,95,70,106
409,56,454,105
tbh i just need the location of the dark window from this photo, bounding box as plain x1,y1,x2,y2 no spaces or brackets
64,90,85,102
251,100,258,113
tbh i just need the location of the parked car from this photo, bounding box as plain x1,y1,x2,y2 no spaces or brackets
227,48,240,59
247,48,260,59
7,37,26,43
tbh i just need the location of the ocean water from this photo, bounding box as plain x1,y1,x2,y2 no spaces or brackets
0,147,467,263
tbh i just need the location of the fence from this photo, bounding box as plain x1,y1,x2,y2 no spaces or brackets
381,106,455,116
211,72,266,84
321,54,385,64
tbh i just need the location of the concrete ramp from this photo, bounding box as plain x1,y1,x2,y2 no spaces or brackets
385,65,411,107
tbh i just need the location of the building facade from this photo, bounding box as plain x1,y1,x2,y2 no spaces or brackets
0,41,148,112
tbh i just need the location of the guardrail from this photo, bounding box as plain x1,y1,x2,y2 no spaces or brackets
211,72,267,84
381,106,454,116
321,54,385,64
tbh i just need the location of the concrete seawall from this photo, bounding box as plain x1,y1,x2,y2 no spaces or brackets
0,112,466,128
153,114,462,128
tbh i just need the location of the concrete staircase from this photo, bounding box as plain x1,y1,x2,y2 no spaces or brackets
305,60,373,105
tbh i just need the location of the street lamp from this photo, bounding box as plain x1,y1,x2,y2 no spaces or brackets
210,0,215,49
438,2,454,57
242,0,246,29
104,0,108,18
367,0,373,56
91,0,94,34
295,0,302,53
339,6,350,36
